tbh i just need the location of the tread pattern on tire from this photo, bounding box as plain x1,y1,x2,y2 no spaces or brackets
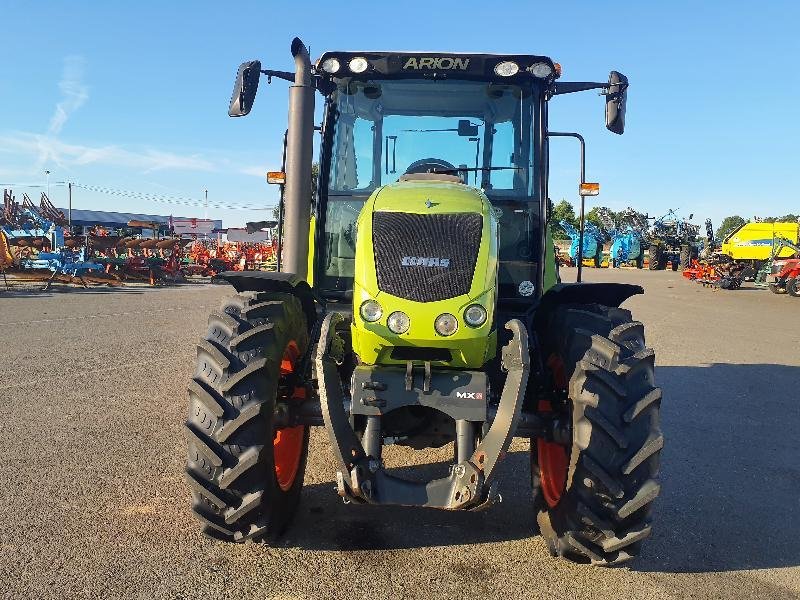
535,304,662,566
787,277,800,297
648,244,661,270
185,291,309,543
679,245,693,271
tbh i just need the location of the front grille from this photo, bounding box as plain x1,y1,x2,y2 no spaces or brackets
373,212,483,302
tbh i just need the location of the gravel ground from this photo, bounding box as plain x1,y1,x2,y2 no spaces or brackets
1,270,798,599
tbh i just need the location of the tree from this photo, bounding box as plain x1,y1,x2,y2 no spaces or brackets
716,215,747,242
777,214,799,223
550,199,577,239
758,214,798,223
585,206,610,227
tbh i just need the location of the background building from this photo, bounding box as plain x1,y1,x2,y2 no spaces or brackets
57,208,222,235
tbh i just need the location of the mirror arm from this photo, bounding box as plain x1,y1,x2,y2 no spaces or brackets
261,69,296,83
552,81,608,96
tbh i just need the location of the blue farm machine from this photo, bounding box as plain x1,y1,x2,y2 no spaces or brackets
558,219,606,267
1,189,117,289
597,207,647,268
1,190,56,252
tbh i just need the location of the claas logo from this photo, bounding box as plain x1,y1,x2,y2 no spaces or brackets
401,256,451,267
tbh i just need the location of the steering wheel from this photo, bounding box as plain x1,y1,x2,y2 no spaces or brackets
404,158,457,175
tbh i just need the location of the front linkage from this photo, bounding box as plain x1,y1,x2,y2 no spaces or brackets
316,313,530,509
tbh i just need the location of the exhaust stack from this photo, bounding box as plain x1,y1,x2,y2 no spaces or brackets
281,37,315,278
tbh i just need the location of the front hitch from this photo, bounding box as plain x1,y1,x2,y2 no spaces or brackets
315,313,530,510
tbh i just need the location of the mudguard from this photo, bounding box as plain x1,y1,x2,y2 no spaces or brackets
213,271,318,331
532,282,643,334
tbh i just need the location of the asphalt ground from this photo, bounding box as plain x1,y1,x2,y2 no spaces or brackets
1,269,798,599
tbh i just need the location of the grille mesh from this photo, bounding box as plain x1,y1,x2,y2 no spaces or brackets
372,212,483,302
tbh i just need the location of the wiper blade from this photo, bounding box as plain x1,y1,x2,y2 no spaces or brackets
431,166,522,173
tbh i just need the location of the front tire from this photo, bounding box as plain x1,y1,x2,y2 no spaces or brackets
787,277,800,297
533,304,662,565
769,281,787,294
648,244,661,270
679,245,693,271
185,292,310,542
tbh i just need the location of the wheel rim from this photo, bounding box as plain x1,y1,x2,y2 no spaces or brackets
273,341,304,492
538,438,569,508
539,354,570,508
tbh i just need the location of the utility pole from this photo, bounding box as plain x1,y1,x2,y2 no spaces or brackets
45,170,51,198
68,182,72,229
204,189,208,220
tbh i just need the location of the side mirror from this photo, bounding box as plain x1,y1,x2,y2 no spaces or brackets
228,60,262,117
246,220,278,234
605,71,628,135
457,119,479,137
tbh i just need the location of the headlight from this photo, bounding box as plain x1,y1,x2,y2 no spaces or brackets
494,61,519,77
434,313,458,336
360,299,382,322
320,58,340,74
348,57,369,73
463,304,487,327
387,311,410,334
528,62,553,78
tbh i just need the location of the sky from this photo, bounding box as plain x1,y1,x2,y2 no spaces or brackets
1,1,799,229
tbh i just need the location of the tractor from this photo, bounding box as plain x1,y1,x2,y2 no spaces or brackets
754,236,800,295
185,39,662,565
647,209,700,271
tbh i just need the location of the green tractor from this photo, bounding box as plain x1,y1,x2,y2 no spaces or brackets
185,39,662,565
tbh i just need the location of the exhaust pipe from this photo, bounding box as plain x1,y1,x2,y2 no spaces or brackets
281,37,315,279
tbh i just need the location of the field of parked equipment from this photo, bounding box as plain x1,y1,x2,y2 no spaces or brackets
0,188,278,291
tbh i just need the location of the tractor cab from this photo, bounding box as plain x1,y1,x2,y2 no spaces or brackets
315,52,552,306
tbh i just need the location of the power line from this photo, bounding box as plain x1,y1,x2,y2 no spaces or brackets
71,183,275,211
1,181,276,211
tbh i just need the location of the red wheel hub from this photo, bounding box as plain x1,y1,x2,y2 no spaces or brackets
538,354,570,507
273,341,304,492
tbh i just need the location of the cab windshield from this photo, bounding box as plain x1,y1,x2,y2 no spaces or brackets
320,78,541,294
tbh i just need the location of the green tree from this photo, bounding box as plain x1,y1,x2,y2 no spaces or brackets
716,215,747,242
550,199,577,239
586,206,610,227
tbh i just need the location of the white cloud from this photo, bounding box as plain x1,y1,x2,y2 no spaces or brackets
0,131,216,174
35,56,90,170
0,55,257,179
48,56,89,136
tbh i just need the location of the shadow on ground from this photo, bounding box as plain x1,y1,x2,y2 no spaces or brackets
280,363,800,574
633,363,800,574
